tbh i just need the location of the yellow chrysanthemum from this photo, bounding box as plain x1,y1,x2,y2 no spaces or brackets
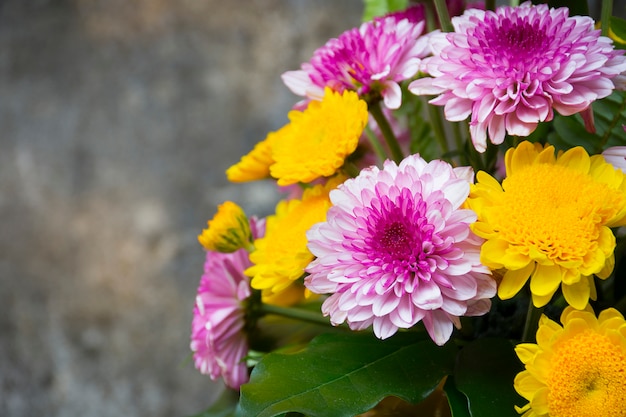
514,307,626,417
467,141,626,309
225,130,278,182
269,87,368,186
245,177,343,305
198,201,252,253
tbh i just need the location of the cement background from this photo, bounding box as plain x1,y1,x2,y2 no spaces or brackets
0,1,362,416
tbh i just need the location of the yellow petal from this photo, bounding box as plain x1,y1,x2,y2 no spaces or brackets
597,251,615,279
530,386,550,415
562,279,590,310
514,371,545,399
505,141,539,176
481,238,530,270
599,307,625,325
226,134,276,182
515,343,540,364
536,316,561,347
531,292,554,308
498,263,535,300
556,146,590,174
475,170,503,192
529,264,563,297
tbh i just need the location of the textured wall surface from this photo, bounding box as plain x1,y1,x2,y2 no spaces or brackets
0,1,361,416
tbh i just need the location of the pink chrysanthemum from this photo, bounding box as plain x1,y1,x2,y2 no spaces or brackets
409,2,626,152
190,218,264,389
305,155,496,345
282,5,429,109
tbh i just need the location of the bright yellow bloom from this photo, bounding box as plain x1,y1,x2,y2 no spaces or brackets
198,201,252,253
245,177,343,305
269,87,368,186
514,307,626,417
225,130,277,182
467,141,626,309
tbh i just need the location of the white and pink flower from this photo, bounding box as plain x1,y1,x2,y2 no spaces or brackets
409,2,626,152
305,155,495,345
190,218,264,389
282,5,430,109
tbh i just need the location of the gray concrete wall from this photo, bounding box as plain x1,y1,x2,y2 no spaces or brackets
0,1,362,416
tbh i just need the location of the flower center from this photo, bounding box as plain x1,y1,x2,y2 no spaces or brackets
547,330,626,417
488,163,621,264
470,12,556,81
379,221,413,254
365,191,435,275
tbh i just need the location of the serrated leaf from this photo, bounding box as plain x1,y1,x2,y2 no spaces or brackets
362,0,408,22
454,338,524,417
237,332,457,417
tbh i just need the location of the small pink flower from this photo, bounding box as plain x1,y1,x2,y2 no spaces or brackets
282,5,430,109
190,218,264,389
305,155,495,345
409,2,626,152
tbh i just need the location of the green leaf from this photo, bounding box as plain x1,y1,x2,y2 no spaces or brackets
454,338,524,417
237,332,457,417
547,113,598,153
611,16,626,44
443,376,471,417
362,0,408,22
548,91,626,154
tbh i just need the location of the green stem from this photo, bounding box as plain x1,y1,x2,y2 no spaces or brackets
424,1,437,33
364,124,388,164
509,0,520,6
600,94,626,148
426,101,450,158
343,161,361,178
369,101,404,163
260,304,333,327
452,121,467,166
601,0,613,38
522,301,544,343
432,0,453,33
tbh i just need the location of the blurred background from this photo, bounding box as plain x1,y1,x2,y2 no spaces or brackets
0,1,362,416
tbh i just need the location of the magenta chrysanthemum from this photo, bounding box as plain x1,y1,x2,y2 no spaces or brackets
190,218,264,389
305,155,496,345
282,5,429,109
409,2,626,152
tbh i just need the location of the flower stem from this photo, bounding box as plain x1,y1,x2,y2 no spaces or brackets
509,0,520,7
432,0,453,33
426,101,451,158
452,121,468,166
343,161,362,178
601,0,613,37
260,303,332,327
522,301,544,343
369,101,404,163
364,124,388,164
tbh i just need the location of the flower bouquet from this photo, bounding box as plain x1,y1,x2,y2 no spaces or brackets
188,0,626,416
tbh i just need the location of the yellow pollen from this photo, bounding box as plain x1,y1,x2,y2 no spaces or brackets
489,163,620,263
547,330,626,417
